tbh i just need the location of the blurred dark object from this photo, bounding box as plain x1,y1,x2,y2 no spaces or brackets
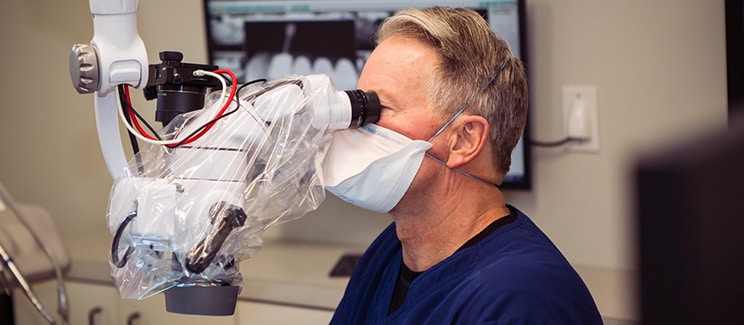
727,0,744,119
330,253,363,277
635,114,744,324
0,294,13,324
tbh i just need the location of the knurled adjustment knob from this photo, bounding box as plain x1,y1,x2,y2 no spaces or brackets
69,44,100,94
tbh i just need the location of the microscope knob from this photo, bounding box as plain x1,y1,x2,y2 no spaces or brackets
159,51,184,64
69,44,100,94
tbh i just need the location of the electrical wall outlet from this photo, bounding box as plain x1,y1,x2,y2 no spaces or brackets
563,85,599,153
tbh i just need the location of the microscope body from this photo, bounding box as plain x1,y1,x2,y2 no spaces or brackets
70,0,380,315
106,74,378,315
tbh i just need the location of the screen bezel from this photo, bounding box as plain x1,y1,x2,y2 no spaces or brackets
201,0,532,190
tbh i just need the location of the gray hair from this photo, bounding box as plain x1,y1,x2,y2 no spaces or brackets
377,6,529,177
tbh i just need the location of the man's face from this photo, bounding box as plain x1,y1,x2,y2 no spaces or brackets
356,35,443,142
356,35,452,211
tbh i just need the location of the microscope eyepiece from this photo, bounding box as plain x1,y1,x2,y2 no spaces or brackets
344,90,381,128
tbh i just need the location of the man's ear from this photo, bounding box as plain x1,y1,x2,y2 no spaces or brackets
446,115,489,168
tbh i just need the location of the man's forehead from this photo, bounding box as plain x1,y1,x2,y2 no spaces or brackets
361,37,438,89
374,35,438,64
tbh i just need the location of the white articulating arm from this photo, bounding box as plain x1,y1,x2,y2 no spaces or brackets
89,0,147,92
70,0,148,178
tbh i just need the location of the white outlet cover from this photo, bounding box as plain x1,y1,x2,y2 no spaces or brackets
563,85,600,153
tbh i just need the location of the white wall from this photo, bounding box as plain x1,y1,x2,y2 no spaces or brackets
0,0,727,272
519,0,727,270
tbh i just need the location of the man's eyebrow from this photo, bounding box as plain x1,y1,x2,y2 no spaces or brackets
370,87,396,109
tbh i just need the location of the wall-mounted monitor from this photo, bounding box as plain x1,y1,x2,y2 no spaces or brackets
203,0,531,189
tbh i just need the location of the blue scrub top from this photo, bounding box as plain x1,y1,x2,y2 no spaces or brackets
331,206,603,324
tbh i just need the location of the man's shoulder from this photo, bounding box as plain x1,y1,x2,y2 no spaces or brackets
449,244,602,324
469,211,584,289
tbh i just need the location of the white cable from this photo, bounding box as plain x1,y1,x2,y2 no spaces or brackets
117,70,229,145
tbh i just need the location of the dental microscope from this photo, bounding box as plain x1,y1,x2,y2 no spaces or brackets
69,0,379,316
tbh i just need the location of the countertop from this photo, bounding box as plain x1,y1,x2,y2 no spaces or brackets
64,231,362,311
63,231,638,321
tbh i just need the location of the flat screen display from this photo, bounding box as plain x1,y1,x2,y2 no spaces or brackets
203,0,530,189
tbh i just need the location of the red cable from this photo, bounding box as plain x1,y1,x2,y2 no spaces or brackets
124,85,157,140
120,69,238,146
167,69,238,147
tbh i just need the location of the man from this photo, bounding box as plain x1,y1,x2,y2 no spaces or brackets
329,6,602,324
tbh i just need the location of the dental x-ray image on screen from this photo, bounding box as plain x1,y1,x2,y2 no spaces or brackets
243,20,358,89
203,0,530,189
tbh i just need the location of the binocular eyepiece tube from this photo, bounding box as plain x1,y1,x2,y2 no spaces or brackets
344,89,381,128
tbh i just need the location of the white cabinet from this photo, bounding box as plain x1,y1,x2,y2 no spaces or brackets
13,281,237,325
68,282,121,325
11,280,53,324
13,281,119,325
14,237,351,324
236,301,334,325
119,294,236,325
14,280,334,324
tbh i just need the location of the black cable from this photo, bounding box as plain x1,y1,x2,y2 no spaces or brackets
164,73,256,149
130,108,162,141
141,77,274,149
118,85,148,175
529,137,576,147
119,85,142,155
118,85,162,141
111,211,136,268
167,97,243,148
237,78,267,95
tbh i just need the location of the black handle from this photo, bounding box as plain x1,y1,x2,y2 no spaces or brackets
126,312,141,325
185,201,247,274
88,306,102,325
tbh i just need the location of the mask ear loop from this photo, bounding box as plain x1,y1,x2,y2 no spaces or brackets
427,60,508,142
427,108,467,142
424,153,499,187
424,60,510,187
